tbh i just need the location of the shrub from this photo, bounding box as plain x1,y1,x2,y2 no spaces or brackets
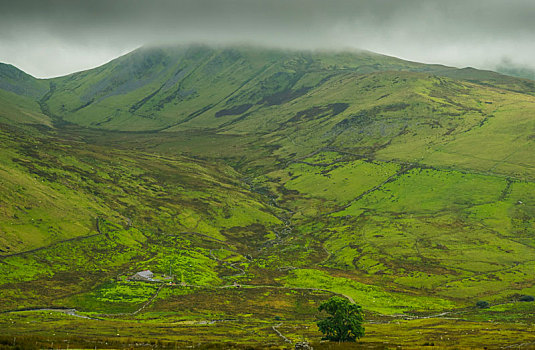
519,295,535,302
476,300,490,309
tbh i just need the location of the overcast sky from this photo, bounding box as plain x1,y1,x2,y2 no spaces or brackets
1,0,534,78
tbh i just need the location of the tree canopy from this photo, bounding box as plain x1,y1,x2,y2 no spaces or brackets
317,296,365,342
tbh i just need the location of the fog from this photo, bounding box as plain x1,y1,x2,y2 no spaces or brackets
1,0,534,78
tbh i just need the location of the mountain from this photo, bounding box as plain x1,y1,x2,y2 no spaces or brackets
37,46,535,180
44,46,535,132
496,60,535,81
1,45,534,348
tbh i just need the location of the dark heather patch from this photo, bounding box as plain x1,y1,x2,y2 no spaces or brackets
214,104,253,118
288,103,349,123
260,87,310,106
71,98,95,112
381,103,410,112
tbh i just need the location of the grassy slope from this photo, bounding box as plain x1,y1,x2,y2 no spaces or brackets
0,90,51,127
0,63,48,99
1,46,535,347
45,46,535,131
0,122,284,310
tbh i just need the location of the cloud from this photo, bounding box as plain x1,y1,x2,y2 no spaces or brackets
1,0,535,77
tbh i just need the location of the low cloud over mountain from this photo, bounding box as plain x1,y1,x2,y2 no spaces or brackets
2,0,535,77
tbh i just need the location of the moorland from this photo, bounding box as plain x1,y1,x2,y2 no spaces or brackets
0,45,534,349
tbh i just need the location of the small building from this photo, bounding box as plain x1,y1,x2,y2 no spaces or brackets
129,270,155,282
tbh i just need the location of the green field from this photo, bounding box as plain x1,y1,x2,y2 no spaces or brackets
0,45,534,348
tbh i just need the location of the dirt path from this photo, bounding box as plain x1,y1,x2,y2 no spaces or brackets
272,323,292,344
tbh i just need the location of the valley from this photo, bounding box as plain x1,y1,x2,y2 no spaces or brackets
0,45,534,348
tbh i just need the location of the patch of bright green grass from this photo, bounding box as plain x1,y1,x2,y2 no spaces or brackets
283,269,454,315
269,159,400,210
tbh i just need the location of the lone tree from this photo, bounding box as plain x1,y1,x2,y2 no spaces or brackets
317,296,365,342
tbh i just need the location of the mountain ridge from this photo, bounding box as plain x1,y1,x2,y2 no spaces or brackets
1,44,534,348
3,45,531,130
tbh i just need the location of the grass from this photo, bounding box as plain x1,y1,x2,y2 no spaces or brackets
1,306,535,349
283,269,454,315
269,157,400,206
1,44,535,347
0,122,281,315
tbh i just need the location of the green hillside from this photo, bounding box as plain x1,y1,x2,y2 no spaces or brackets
0,64,50,127
0,63,48,99
1,45,535,348
44,45,535,131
